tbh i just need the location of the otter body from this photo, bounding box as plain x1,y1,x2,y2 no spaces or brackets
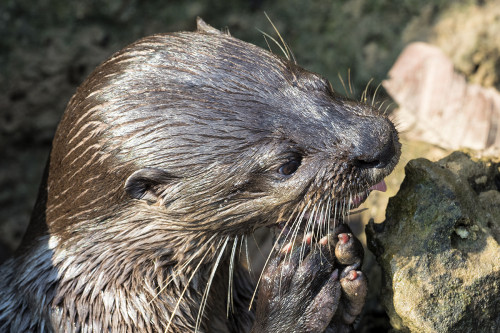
0,19,400,332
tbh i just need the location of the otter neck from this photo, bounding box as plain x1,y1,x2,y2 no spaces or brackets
31,231,233,332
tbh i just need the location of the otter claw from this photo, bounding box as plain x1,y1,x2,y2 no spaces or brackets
253,224,366,333
338,270,368,325
335,231,364,268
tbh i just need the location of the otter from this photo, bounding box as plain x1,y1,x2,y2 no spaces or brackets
0,18,400,332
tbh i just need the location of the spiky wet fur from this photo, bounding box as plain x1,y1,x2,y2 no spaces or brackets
0,19,400,332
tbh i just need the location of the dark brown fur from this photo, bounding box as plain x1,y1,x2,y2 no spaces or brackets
0,18,400,332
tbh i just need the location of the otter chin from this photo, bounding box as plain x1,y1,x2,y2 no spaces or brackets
0,18,400,333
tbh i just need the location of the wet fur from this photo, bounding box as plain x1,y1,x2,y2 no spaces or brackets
0,19,400,332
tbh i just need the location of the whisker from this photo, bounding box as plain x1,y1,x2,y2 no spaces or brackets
195,236,230,332
249,225,287,310
313,202,322,251
342,194,347,221
348,68,353,95
164,248,211,333
319,199,327,239
348,207,368,216
152,234,217,305
319,200,327,246
314,202,323,254
244,235,251,274
278,203,311,297
338,72,349,97
283,200,311,261
264,12,296,63
361,78,373,104
377,99,388,113
271,203,307,299
348,192,353,223
326,195,332,247
251,232,267,260
249,201,309,310
262,34,273,54
279,202,303,247
383,101,396,116
238,234,243,260
333,195,339,229
299,202,317,262
227,236,238,316
257,29,288,60
287,202,308,261
371,82,383,107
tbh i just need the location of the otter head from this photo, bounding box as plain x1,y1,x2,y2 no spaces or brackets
44,19,400,256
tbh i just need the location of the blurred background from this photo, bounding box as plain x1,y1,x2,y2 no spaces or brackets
0,0,499,331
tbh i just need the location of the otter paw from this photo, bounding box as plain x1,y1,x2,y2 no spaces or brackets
328,225,368,332
252,225,367,333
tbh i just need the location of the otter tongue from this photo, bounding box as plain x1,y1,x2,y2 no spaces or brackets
369,180,387,192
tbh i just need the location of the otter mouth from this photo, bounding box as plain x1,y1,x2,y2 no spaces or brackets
276,179,387,236
349,180,387,210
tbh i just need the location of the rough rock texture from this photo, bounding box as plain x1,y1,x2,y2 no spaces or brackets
383,42,500,151
367,151,500,333
432,0,500,91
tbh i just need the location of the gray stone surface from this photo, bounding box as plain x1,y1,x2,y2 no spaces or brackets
367,151,500,332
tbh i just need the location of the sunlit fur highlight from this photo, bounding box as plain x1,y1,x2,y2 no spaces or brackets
0,20,400,333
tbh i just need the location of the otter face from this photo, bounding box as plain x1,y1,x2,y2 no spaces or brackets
116,34,399,237
52,21,399,240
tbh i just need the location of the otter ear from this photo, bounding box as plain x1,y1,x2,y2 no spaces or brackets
125,168,175,204
196,17,230,36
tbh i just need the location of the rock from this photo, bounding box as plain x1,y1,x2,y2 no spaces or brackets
383,42,500,151
366,151,500,333
432,0,500,91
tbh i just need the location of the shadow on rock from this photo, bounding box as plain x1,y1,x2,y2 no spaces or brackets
367,151,500,333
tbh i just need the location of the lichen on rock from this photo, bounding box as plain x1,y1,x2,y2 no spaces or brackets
367,151,500,332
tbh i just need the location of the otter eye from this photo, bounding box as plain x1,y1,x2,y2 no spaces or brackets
278,159,300,176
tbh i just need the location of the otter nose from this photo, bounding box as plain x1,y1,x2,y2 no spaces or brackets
351,132,397,169
353,140,396,169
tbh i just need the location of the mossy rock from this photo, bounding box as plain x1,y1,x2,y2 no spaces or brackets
367,151,500,332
